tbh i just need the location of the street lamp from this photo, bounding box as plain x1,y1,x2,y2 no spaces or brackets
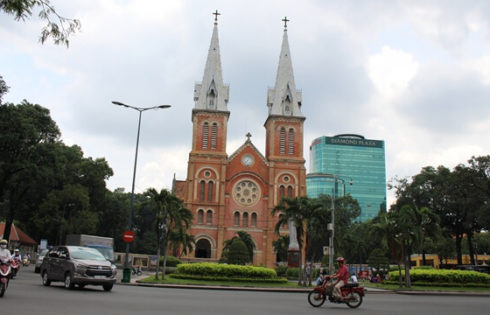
112,100,171,283
326,175,352,274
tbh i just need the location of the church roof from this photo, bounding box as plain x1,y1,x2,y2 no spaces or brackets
228,133,268,165
194,15,229,112
267,19,303,118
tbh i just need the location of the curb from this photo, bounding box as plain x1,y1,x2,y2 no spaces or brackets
120,280,392,294
394,290,490,297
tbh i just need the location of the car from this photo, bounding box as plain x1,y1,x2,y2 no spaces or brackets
34,249,49,273
40,246,117,291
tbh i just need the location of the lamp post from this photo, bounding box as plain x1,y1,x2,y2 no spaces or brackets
326,175,352,274
112,101,171,283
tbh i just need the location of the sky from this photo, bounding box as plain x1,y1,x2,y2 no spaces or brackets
1,0,489,207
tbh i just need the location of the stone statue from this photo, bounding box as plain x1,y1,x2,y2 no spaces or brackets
288,218,300,250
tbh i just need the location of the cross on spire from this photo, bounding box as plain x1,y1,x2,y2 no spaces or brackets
246,132,252,142
282,16,290,30
213,10,220,24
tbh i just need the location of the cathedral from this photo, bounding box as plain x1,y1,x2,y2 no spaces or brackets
173,15,306,268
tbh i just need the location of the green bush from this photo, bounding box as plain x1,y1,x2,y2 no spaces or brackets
159,255,182,267
286,267,299,280
388,269,490,284
176,262,279,279
171,273,288,283
275,265,288,277
227,239,250,265
414,265,434,270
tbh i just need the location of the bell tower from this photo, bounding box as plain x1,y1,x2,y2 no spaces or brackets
263,17,306,267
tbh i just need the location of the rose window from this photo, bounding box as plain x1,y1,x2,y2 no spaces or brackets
233,180,260,206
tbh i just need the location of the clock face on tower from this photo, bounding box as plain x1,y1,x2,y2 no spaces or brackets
241,154,254,166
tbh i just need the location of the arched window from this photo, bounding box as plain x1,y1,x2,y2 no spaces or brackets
202,122,209,149
288,128,294,155
234,212,240,226
199,180,205,201
279,185,285,198
287,186,293,198
211,123,217,149
207,181,214,201
206,210,213,225
279,127,286,154
243,212,249,227
197,210,204,224
251,213,257,227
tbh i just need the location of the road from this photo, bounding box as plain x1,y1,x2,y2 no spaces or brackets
3,265,489,315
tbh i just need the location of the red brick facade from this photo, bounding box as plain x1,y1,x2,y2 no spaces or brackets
173,22,305,268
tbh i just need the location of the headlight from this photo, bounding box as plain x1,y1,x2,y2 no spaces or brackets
75,263,88,275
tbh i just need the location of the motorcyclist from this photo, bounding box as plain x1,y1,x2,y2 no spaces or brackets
330,257,349,301
12,249,22,262
0,240,11,260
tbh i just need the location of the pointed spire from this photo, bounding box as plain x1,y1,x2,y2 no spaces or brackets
194,11,229,111
267,17,303,117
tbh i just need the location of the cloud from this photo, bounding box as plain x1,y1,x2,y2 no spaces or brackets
368,46,419,99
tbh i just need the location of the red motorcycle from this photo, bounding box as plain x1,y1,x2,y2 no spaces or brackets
307,275,365,309
0,258,12,297
10,258,19,278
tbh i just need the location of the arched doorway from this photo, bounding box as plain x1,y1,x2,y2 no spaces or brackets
195,239,211,258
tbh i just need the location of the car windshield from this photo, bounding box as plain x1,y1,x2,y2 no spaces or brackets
69,247,107,261
39,249,48,257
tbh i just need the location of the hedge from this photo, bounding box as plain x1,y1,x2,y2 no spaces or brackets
176,262,279,279
388,269,490,284
171,273,288,283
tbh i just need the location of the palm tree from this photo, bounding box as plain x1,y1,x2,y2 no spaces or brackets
143,188,193,280
272,196,320,284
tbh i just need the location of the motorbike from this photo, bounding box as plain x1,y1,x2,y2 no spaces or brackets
22,257,30,266
132,266,142,276
0,258,11,297
10,258,19,278
307,275,365,309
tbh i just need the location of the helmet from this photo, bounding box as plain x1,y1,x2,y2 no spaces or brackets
0,240,7,245
336,257,345,263
14,249,19,252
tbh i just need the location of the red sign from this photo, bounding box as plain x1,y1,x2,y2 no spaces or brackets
122,230,135,243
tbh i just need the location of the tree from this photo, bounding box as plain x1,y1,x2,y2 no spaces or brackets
143,188,193,280
227,239,250,265
272,235,289,263
367,248,389,275
33,184,95,245
307,194,361,262
1,0,81,46
0,76,9,104
221,231,256,264
0,101,60,241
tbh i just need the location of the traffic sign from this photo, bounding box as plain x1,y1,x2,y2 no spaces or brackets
122,230,135,243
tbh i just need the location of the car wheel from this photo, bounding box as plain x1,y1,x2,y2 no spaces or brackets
64,273,75,289
42,271,51,286
103,284,113,292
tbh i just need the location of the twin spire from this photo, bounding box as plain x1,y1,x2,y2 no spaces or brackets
194,13,303,118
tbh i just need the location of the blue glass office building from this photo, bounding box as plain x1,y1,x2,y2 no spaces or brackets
306,134,386,222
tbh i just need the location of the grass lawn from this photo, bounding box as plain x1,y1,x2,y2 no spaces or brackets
138,275,308,288
137,275,490,292
362,280,490,292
